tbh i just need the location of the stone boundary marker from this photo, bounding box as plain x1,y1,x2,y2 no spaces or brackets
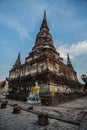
38,113,48,126
1,101,8,109
12,105,21,114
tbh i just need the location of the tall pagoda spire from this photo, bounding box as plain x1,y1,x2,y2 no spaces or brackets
32,10,56,52
13,52,21,68
40,10,49,30
67,53,73,69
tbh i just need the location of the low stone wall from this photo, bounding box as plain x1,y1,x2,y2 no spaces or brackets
6,91,87,106
40,92,87,106
6,93,27,102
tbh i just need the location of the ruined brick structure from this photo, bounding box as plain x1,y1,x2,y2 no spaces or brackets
8,11,82,99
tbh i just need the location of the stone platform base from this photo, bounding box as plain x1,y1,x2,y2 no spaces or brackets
6,93,27,102
6,92,87,106
40,92,87,106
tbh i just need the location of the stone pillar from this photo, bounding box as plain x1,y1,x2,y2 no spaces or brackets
38,112,48,126
1,101,8,109
12,105,21,114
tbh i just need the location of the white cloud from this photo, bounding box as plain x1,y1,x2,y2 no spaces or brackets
57,40,87,59
0,14,29,39
70,40,87,55
57,40,87,83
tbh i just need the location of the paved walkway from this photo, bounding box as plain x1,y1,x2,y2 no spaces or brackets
0,97,87,130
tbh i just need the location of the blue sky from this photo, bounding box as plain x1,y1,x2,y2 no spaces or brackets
0,0,87,83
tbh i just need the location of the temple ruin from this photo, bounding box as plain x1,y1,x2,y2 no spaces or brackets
8,11,82,102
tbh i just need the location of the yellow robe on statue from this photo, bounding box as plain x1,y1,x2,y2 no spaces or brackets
32,86,40,94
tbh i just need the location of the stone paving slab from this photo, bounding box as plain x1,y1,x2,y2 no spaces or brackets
0,97,87,130
0,106,78,130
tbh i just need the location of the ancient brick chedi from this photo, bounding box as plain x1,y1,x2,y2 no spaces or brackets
9,11,82,96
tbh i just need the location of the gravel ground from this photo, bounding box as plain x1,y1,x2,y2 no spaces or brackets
0,97,87,130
